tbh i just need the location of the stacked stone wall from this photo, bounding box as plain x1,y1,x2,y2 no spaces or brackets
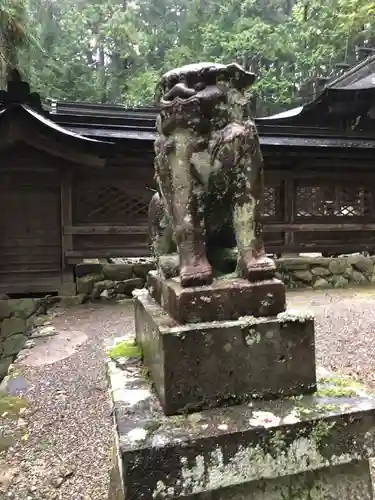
75,255,375,301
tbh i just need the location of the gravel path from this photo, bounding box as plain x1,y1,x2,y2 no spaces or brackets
1,302,134,500
2,289,375,498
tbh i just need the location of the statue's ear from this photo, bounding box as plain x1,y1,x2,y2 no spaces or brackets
225,63,256,91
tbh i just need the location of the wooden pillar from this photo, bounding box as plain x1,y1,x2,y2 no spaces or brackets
284,175,295,253
59,169,76,295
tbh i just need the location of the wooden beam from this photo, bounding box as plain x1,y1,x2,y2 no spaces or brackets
64,225,148,235
264,223,375,232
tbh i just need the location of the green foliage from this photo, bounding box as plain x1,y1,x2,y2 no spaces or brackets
107,339,141,360
5,0,375,113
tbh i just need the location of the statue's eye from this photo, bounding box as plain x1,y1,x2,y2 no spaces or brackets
194,82,206,91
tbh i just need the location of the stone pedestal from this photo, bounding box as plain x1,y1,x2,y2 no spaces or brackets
107,271,375,499
147,271,286,324
107,359,375,500
135,289,315,416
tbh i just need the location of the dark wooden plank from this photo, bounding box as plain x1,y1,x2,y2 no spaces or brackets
61,171,73,270
65,225,149,235
264,223,375,232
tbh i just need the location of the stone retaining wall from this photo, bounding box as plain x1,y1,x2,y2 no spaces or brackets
75,254,375,301
277,255,375,289
0,298,50,379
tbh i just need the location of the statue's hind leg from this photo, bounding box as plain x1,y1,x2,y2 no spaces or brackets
216,123,275,282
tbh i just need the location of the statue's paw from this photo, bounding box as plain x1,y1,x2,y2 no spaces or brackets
239,254,276,282
180,262,213,288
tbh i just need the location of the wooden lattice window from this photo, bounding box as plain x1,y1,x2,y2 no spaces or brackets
296,183,373,218
73,181,151,224
262,186,277,218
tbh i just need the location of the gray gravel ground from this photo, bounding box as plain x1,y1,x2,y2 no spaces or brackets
2,289,375,498
1,301,134,500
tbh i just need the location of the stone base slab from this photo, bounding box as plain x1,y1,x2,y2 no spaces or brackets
147,271,286,324
107,359,375,500
134,290,316,415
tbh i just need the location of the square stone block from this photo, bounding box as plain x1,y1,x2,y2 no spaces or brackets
147,271,286,324
134,290,316,415
107,359,375,500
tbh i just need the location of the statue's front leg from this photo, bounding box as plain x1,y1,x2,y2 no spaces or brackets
158,131,212,287
219,124,276,281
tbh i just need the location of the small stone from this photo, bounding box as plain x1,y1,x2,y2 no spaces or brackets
24,340,36,349
132,259,156,279
91,280,115,299
30,326,57,339
11,299,38,319
277,258,310,271
293,270,313,283
329,258,348,275
347,255,374,275
0,301,12,320
3,334,28,356
352,270,368,284
103,264,134,281
58,295,85,307
159,254,180,279
1,318,26,338
76,273,104,295
311,267,331,277
329,275,349,289
343,266,353,279
115,278,144,297
313,278,330,289
75,262,104,278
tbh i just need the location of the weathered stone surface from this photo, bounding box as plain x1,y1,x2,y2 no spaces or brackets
0,301,12,320
343,266,354,279
158,254,180,279
103,264,134,281
348,255,374,274
134,290,315,415
0,357,13,379
313,278,330,290
3,334,27,356
147,271,286,324
58,295,86,307
352,271,368,285
107,359,375,500
76,273,104,295
196,462,373,499
1,317,27,338
151,63,276,287
291,270,313,283
132,259,155,279
330,275,349,289
75,262,104,278
276,258,310,271
91,280,116,299
329,258,348,275
311,267,331,277
115,278,144,296
11,298,38,319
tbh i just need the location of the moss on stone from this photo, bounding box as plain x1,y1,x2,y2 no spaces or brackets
0,391,28,417
107,340,141,360
316,386,357,398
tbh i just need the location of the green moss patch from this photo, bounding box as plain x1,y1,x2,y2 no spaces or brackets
316,386,357,398
0,391,28,418
107,340,141,360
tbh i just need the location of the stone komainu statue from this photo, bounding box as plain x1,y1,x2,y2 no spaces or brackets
148,62,275,287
